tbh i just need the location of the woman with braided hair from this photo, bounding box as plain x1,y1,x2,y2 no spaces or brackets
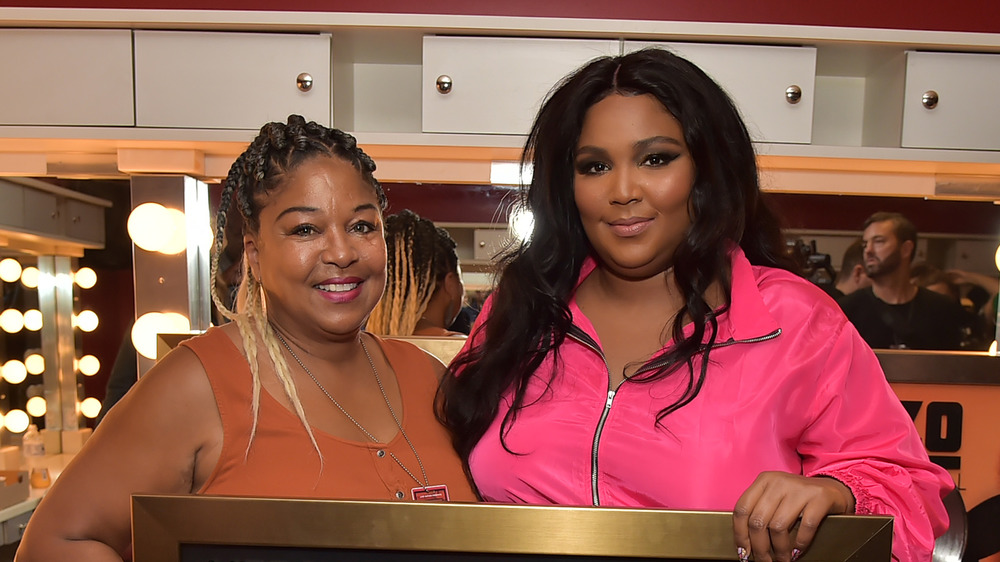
367,209,466,337
16,115,475,562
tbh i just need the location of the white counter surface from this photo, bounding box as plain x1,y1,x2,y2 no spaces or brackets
0,454,75,524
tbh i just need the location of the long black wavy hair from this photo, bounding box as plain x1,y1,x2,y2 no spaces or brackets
438,48,794,463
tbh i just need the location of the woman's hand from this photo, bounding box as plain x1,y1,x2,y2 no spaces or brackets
732,471,855,562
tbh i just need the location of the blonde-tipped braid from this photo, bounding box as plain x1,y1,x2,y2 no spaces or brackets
210,225,323,465
368,242,435,335
366,209,458,336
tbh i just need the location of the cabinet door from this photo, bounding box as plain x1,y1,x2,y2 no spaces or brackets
902,51,1000,151
0,181,25,230
0,29,134,126
422,36,620,135
1,510,31,545
134,31,331,129
22,189,60,236
63,200,105,245
626,42,816,144
473,228,512,262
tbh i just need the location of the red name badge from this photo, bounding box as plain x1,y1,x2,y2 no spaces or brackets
411,484,450,502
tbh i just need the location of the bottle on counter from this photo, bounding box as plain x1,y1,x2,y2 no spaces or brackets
22,424,51,489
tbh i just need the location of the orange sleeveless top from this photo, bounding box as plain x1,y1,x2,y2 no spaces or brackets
182,327,476,502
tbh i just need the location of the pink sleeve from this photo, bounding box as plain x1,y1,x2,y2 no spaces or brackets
799,321,953,562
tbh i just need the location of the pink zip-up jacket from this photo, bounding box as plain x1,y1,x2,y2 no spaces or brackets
463,247,953,562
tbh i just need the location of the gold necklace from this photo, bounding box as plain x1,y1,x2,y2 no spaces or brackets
272,328,431,491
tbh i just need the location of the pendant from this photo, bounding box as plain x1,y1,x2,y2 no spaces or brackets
411,484,450,502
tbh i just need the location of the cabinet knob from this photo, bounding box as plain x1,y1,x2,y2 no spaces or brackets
436,75,453,94
922,90,939,109
784,85,802,104
296,73,313,92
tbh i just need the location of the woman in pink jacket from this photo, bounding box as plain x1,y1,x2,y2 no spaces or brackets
439,48,953,562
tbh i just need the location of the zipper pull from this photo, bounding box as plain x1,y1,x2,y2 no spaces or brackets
605,389,615,409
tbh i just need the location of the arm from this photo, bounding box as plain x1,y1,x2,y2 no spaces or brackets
798,321,952,561
945,269,998,295
15,345,223,562
733,316,951,562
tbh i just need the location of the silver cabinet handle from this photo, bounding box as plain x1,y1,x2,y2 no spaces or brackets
785,85,802,104
436,75,453,94
296,73,313,92
922,90,939,109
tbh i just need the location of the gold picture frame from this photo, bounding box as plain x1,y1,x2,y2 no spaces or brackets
132,495,893,561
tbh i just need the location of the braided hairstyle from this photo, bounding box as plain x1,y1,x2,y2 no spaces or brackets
210,114,386,462
367,209,459,335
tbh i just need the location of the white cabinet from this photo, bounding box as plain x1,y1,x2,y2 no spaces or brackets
422,36,620,135
473,228,513,262
63,199,106,245
901,51,1000,151
0,179,109,252
0,29,133,126
0,509,30,545
22,189,60,235
134,31,331,129
625,41,817,144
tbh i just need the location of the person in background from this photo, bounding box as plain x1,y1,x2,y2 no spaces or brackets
838,212,976,350
367,209,466,337
824,238,870,300
943,268,999,322
910,262,992,350
438,48,952,562
16,115,475,562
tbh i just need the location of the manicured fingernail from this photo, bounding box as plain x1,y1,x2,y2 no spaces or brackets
791,548,803,561
737,547,749,561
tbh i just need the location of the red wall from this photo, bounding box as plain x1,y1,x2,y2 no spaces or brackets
3,0,999,34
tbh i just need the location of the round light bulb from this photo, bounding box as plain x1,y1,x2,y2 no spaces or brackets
24,354,45,375
80,397,102,419
20,267,39,289
74,267,97,289
22,309,42,331
78,355,101,376
75,310,99,333
3,410,29,433
157,208,188,255
25,396,47,418
0,259,22,283
2,360,27,384
0,309,24,333
508,205,535,243
131,311,191,360
127,202,177,252
132,312,164,360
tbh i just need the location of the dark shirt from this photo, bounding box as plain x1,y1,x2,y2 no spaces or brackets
822,285,846,301
837,287,971,350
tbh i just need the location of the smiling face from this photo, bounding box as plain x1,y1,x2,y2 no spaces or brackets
573,93,696,281
244,155,387,339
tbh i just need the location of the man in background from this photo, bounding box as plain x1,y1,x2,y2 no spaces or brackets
838,211,973,350
825,239,870,300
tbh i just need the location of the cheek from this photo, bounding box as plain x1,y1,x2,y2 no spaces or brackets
364,241,388,279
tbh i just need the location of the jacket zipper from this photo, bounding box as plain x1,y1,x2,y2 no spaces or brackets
567,325,781,506
568,327,614,506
